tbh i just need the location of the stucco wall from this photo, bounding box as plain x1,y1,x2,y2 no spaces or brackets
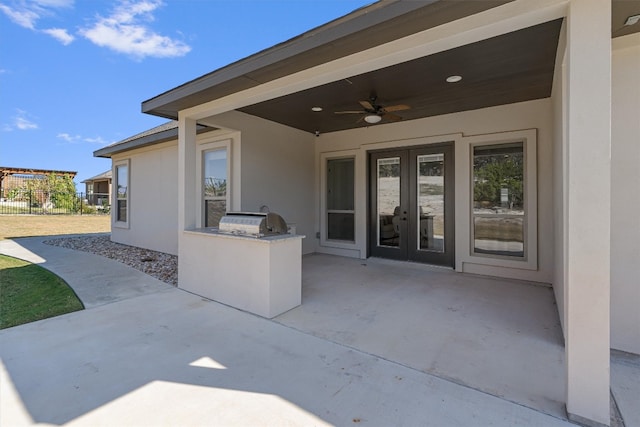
111,141,179,255
204,111,316,255
611,34,640,355
316,98,555,283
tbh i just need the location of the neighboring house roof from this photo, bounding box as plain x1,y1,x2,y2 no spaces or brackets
93,120,215,158
82,170,112,183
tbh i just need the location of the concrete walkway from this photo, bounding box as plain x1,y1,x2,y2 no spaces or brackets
0,236,635,426
0,236,174,309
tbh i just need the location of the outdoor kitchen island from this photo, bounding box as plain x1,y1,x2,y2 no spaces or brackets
178,227,305,318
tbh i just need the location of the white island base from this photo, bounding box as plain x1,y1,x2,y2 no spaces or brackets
179,229,305,318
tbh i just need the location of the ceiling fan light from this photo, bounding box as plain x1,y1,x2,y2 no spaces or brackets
364,114,382,124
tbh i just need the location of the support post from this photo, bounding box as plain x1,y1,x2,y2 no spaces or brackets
178,115,197,231
564,0,611,425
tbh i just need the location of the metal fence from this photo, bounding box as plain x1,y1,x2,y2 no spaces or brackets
0,190,110,215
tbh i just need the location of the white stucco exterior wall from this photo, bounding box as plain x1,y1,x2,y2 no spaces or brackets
203,111,316,255
315,98,554,283
611,33,640,355
111,141,179,255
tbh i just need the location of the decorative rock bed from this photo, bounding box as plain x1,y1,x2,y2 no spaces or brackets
43,235,178,286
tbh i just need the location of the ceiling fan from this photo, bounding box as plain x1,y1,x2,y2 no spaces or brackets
334,95,410,124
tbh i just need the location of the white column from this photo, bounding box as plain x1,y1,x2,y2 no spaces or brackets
178,115,197,231
564,0,611,426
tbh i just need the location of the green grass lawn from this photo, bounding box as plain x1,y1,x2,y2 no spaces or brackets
0,255,84,329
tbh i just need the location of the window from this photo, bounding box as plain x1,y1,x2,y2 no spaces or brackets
472,142,525,258
327,157,355,241
203,148,227,228
115,162,128,224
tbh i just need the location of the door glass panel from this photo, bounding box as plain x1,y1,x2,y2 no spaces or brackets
377,157,400,247
417,154,444,252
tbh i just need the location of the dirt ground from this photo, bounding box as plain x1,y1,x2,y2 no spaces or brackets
0,215,111,240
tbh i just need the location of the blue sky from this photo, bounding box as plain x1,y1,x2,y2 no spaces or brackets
0,0,371,185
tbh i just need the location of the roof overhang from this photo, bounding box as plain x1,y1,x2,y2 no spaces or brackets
136,0,639,137
141,0,515,120
94,122,215,158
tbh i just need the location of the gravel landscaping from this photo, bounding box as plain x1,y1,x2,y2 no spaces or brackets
43,235,178,286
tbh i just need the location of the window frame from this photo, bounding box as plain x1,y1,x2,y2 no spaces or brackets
320,151,358,249
196,139,231,229
326,156,356,243
467,133,537,270
113,159,130,228
471,142,526,259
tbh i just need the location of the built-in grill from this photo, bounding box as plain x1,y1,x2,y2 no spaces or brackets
218,212,289,238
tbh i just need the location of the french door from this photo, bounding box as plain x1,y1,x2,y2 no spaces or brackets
369,143,454,266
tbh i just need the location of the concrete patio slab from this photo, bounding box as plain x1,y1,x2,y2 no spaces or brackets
1,287,575,426
611,350,640,427
277,254,566,419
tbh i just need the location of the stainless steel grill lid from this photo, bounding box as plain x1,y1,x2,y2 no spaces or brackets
218,212,288,237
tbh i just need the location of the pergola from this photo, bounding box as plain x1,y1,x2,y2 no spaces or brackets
0,167,77,191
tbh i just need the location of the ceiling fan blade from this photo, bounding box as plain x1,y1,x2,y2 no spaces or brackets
385,113,403,121
359,100,374,110
335,111,365,114
383,104,410,112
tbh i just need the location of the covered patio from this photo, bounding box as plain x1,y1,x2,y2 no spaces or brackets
91,1,639,424
277,254,566,419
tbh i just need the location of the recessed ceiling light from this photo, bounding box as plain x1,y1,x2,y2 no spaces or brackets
446,75,462,83
311,106,323,112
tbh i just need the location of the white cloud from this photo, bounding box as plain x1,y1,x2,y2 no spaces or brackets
83,136,108,145
42,27,74,45
80,0,190,60
0,0,74,44
16,117,38,130
36,0,73,7
57,133,110,145
0,3,39,29
6,110,39,131
57,132,81,142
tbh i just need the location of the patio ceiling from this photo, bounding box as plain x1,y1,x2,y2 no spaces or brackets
238,19,563,134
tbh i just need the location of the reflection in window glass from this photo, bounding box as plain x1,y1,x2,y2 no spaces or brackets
327,158,354,241
204,149,227,228
417,154,444,252
377,157,400,247
472,143,525,257
116,164,128,222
